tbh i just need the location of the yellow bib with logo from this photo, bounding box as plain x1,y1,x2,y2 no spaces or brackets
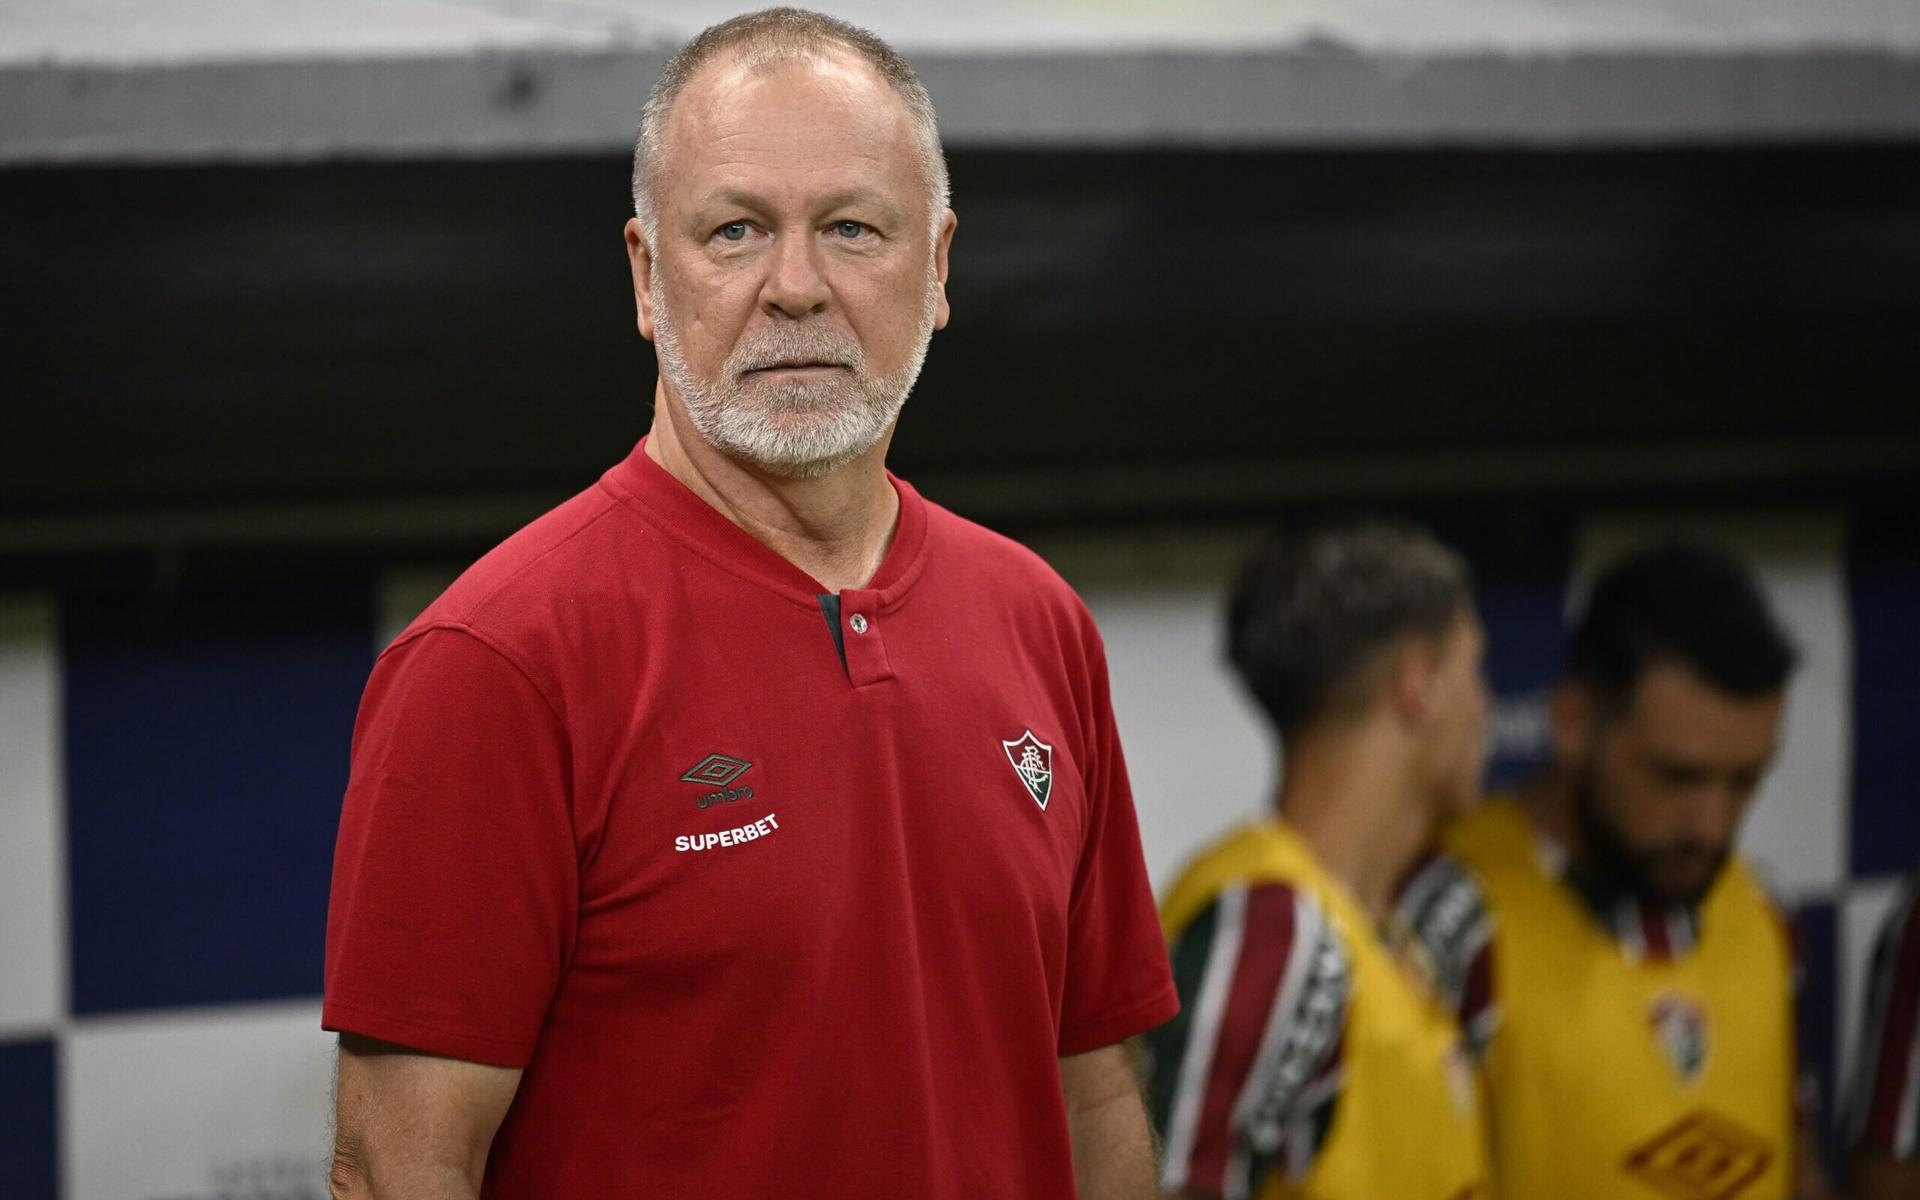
1161,822,1490,1200
1444,802,1793,1200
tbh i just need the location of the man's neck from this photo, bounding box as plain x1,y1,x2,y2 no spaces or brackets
1516,767,1704,948
645,384,901,593
1275,718,1431,920
1518,768,1580,859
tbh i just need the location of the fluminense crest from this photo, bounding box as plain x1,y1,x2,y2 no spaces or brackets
1001,730,1053,811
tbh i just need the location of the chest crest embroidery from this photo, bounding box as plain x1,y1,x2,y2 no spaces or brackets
1649,991,1711,1085
1001,730,1053,811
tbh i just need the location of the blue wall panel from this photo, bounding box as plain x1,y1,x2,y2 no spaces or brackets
1848,517,1920,877
64,592,371,1014
0,1037,58,1200
1794,900,1840,1173
1475,538,1570,794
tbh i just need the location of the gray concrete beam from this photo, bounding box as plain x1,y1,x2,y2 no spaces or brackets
5,0,1920,162
7,46,1920,164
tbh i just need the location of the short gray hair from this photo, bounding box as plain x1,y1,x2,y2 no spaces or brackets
630,7,950,247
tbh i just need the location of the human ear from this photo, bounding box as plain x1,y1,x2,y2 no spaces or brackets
931,209,957,331
1392,639,1441,730
625,218,657,342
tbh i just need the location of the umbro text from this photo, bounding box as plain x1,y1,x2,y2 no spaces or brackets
675,813,779,853
696,784,755,809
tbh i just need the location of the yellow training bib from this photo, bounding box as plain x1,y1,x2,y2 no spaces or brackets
1161,822,1490,1200
1445,802,1794,1200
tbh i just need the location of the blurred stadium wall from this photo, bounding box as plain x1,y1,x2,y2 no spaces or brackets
3,1,1919,1196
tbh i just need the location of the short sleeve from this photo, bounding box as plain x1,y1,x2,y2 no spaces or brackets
1145,884,1350,1199
1055,633,1179,1056
1847,876,1920,1160
322,626,577,1067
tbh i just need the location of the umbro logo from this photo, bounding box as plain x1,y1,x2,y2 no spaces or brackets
1625,1108,1770,1199
1002,730,1053,811
681,754,755,809
682,754,751,786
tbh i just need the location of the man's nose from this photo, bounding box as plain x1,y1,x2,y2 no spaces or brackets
761,232,830,318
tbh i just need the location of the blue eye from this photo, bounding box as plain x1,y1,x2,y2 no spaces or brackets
834,221,866,239
718,222,749,241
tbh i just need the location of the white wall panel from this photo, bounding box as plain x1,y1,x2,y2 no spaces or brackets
1084,585,1271,892
63,1001,332,1200
0,595,64,1035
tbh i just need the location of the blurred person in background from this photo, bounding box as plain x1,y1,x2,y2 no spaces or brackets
1841,866,1920,1199
320,8,1175,1198
1145,521,1491,1200
1428,538,1830,1199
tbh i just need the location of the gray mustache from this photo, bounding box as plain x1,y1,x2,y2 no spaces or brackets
732,327,861,373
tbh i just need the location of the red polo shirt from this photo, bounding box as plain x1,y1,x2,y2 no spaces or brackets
323,439,1177,1197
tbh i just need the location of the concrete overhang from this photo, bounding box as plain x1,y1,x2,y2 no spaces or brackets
4,0,1920,163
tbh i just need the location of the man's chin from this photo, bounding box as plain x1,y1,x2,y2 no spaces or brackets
1639,859,1726,908
717,426,877,481
749,449,862,481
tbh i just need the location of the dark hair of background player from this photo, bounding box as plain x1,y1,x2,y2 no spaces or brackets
1569,537,1798,714
1227,520,1474,740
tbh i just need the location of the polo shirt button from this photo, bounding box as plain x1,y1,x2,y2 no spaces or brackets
850,613,870,634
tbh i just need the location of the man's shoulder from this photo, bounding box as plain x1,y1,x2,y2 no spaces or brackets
1164,869,1350,992
1397,851,1500,1053
1149,862,1351,1198
1714,854,1800,939
388,477,640,655
1398,852,1495,959
920,495,1089,617
1160,823,1305,940
1440,798,1535,875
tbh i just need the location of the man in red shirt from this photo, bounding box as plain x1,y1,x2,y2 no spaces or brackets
321,8,1176,1198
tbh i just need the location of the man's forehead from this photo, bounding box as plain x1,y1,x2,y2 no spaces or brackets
650,47,925,226
1616,662,1784,756
671,45,903,144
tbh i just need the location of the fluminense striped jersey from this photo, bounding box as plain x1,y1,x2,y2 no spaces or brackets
1396,855,1498,1060
1846,869,1920,1161
1146,821,1488,1200
1145,881,1350,1197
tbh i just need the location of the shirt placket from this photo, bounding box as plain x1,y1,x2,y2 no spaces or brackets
837,588,894,688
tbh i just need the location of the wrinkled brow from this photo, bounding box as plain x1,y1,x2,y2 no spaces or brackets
690,187,909,225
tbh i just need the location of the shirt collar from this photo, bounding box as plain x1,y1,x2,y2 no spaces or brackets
1529,824,1702,962
600,436,931,611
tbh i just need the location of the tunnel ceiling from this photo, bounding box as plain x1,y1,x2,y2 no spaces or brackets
4,146,1918,548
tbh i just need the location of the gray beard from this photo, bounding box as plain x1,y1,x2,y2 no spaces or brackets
651,279,938,480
